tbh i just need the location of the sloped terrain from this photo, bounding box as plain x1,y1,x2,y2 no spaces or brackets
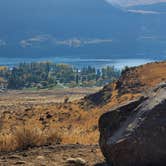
83,61,166,107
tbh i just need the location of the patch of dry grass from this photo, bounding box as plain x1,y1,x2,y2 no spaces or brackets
0,133,18,151
0,124,62,152
14,125,45,150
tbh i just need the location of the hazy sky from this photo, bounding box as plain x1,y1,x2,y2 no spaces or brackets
105,0,166,6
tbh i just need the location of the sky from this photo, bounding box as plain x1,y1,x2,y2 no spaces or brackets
105,0,166,6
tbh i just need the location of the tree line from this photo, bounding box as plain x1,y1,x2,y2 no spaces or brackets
0,62,120,89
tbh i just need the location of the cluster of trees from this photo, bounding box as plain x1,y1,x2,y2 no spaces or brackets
0,62,120,89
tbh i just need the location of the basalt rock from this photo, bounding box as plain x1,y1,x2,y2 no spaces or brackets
99,83,166,166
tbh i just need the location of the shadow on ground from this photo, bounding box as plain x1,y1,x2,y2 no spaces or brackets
95,162,110,166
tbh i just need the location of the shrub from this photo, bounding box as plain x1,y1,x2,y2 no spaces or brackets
0,125,63,151
14,125,44,150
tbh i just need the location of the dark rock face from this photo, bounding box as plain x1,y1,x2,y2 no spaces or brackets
99,84,166,166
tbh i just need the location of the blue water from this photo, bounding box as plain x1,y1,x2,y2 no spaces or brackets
0,57,154,70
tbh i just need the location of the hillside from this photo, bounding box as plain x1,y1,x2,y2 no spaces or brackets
0,61,165,152
83,61,166,107
0,0,166,59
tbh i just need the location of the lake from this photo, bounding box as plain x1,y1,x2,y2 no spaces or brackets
0,57,154,70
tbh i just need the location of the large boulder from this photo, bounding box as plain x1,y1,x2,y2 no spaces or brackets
99,84,166,166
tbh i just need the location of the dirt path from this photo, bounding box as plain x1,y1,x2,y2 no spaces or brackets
0,144,105,166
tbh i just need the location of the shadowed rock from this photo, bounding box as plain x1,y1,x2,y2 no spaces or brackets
99,84,166,166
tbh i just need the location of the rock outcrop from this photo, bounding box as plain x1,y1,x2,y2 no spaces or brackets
99,83,166,166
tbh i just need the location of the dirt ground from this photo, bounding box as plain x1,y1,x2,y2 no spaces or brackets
0,88,105,165
0,144,105,166
0,87,100,113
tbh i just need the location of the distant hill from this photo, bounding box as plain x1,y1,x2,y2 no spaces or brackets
128,2,166,12
0,0,166,59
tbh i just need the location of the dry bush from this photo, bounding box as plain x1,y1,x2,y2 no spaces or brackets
0,133,18,151
0,124,62,152
14,125,45,150
14,125,62,150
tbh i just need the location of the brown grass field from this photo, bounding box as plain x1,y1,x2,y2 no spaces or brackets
0,87,102,151
0,87,105,165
